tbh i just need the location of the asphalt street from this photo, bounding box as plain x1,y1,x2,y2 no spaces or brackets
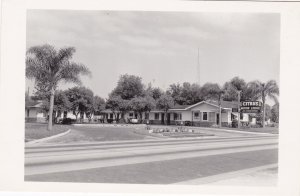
25,134,278,184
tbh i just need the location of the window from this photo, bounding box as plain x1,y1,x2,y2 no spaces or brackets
154,113,160,120
202,112,208,121
129,113,133,117
178,113,182,120
194,112,200,119
174,113,182,120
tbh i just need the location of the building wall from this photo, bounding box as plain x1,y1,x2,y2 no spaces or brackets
221,112,230,123
189,102,219,112
25,108,46,123
28,108,37,118
181,111,192,121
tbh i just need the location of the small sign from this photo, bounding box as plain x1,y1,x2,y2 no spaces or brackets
240,101,262,113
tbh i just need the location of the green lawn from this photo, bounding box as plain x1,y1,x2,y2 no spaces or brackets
223,126,279,134
25,123,72,142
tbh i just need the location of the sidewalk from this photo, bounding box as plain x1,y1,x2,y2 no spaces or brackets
207,166,278,186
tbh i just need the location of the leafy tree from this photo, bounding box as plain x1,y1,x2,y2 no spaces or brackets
271,103,279,123
201,83,224,127
264,104,272,121
180,82,202,105
152,88,163,100
118,99,132,121
129,96,156,121
26,44,90,130
167,83,183,105
200,83,220,100
93,96,106,115
144,95,156,113
156,94,175,125
222,77,247,101
129,97,147,120
144,84,164,100
105,95,123,121
246,80,279,127
110,74,145,100
65,87,94,122
167,82,202,105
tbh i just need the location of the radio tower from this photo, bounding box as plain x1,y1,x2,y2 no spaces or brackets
197,48,200,86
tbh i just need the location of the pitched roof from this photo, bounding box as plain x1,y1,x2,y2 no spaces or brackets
101,100,239,113
25,100,44,108
170,104,190,110
206,100,239,109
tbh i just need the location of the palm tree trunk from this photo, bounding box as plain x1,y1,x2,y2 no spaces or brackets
262,98,266,128
47,87,55,131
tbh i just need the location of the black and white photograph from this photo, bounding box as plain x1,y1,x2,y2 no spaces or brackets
24,10,279,185
1,1,300,196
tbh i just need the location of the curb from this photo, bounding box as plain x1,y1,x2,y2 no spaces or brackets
25,129,72,146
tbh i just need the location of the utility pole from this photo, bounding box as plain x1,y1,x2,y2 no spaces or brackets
237,90,241,129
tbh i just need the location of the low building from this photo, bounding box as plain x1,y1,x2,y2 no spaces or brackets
101,100,251,127
25,101,47,123
25,100,91,123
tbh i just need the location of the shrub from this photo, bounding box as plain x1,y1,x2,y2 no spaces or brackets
107,119,114,123
61,118,76,124
232,119,238,128
184,121,192,126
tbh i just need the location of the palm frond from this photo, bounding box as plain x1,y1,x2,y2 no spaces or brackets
56,47,76,64
246,80,263,100
265,80,279,96
268,94,279,104
27,44,57,71
26,56,51,81
58,62,91,85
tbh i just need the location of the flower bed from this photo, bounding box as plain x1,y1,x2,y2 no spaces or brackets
148,126,215,138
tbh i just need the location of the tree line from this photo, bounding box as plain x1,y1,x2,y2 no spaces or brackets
26,44,279,131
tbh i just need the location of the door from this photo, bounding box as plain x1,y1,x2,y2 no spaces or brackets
161,113,165,124
167,113,171,125
216,113,220,125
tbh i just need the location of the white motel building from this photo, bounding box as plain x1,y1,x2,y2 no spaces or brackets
26,100,255,127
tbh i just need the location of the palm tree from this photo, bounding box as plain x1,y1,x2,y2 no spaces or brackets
26,44,91,131
246,80,279,128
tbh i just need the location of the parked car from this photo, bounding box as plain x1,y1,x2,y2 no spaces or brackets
130,118,139,124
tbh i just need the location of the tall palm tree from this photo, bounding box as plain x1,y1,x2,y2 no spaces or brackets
26,44,91,131
246,80,279,128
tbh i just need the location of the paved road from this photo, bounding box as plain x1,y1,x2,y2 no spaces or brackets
25,135,278,184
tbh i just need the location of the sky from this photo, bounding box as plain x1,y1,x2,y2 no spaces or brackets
26,10,280,100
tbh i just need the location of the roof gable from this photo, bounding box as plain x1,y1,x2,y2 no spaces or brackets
185,101,219,110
